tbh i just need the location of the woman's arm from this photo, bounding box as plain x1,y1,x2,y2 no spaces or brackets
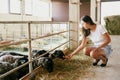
71,37,87,55
97,33,111,50
65,37,87,59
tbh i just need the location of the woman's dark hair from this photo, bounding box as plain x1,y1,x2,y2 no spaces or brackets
81,15,95,25
81,15,95,37
82,27,90,37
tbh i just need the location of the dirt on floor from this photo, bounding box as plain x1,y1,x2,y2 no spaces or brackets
82,35,120,80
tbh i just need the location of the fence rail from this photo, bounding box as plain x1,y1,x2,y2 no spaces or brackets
0,21,68,24
0,21,70,79
0,41,69,79
0,30,69,48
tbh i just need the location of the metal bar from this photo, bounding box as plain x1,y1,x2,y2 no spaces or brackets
28,23,33,73
0,60,30,79
0,21,30,24
33,30,69,40
20,48,70,80
47,41,69,52
0,21,68,24
19,66,42,80
0,31,69,48
68,22,71,50
0,39,30,48
30,41,69,62
31,21,68,24
0,21,70,79
0,41,69,79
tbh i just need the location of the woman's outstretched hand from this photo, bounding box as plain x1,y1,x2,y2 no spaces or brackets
64,53,74,59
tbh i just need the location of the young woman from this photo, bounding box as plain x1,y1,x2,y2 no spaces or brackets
65,15,112,67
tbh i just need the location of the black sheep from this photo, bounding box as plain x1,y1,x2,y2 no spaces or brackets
0,52,29,80
49,50,65,59
16,57,29,79
0,54,24,63
36,57,54,73
0,62,19,80
0,51,28,59
32,50,49,58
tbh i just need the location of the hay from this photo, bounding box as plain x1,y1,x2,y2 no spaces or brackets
35,52,94,80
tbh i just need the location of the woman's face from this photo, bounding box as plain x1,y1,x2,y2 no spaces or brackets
81,21,89,29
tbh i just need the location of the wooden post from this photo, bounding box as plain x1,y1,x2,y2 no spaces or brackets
21,0,25,36
90,0,96,22
69,0,80,50
97,0,101,24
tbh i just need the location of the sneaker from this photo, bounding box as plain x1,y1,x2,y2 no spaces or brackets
92,59,100,66
100,58,108,67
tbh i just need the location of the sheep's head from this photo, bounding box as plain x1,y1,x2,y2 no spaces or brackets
37,57,54,73
50,50,65,59
32,50,49,58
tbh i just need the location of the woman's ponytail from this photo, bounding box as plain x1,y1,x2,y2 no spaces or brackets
82,27,90,37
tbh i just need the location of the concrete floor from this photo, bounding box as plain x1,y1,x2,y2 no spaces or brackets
83,35,120,80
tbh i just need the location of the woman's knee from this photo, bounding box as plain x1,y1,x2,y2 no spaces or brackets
90,49,105,59
83,47,90,56
90,51,98,59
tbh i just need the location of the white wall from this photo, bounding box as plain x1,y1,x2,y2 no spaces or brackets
101,1,120,25
0,0,9,13
0,0,52,21
32,0,51,17
25,0,32,15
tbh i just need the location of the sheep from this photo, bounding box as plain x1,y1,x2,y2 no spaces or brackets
32,50,65,74
32,50,65,73
32,50,54,73
0,61,20,80
32,50,49,58
49,50,65,59
0,54,24,63
0,52,29,80
36,57,54,73
17,58,29,79
32,49,65,59
25,57,54,80
0,51,27,56
0,49,65,79
0,62,16,74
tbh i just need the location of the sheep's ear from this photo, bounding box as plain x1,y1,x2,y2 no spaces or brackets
45,58,49,62
59,50,64,53
54,50,58,53
32,50,38,53
49,54,55,59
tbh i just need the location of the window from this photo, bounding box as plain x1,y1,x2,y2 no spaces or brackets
10,0,21,14
0,0,51,18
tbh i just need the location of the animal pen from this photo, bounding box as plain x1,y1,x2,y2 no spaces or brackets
0,21,70,80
